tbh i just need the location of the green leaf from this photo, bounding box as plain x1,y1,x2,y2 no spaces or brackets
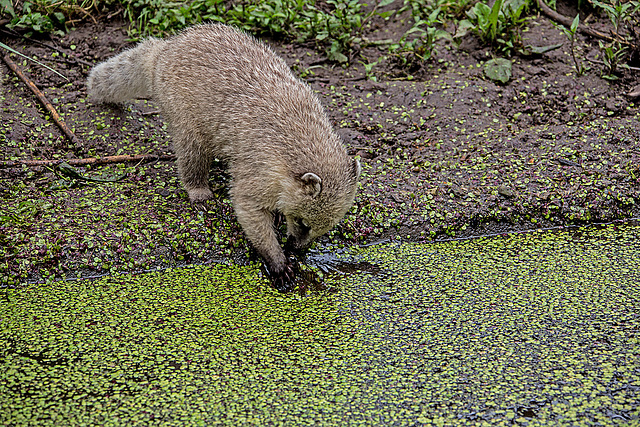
327,41,348,63
53,11,65,23
454,19,475,39
378,0,396,6
488,0,504,39
0,0,15,16
525,43,563,54
570,14,580,33
435,29,453,41
427,7,441,24
510,0,528,20
406,21,427,35
484,58,512,83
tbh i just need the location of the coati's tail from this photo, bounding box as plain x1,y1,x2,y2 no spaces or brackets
87,38,163,104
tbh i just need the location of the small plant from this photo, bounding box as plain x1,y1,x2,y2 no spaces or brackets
6,2,65,35
400,0,474,20
598,40,628,79
389,7,452,67
590,0,639,79
591,0,639,34
124,0,219,37
301,0,396,63
359,58,380,81
300,0,368,63
484,57,512,83
456,0,531,53
557,14,589,76
3,0,97,35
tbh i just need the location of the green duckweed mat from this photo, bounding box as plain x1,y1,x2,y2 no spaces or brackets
1,223,639,426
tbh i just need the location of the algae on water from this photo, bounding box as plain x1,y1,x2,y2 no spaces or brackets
2,223,639,425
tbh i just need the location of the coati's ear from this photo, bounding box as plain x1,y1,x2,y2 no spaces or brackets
300,172,322,198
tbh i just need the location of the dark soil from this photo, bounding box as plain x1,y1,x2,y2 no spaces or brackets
1,3,639,285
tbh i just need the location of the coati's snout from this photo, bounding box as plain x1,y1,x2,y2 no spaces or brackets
284,217,317,251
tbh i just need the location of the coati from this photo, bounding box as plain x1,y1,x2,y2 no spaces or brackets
86,24,360,291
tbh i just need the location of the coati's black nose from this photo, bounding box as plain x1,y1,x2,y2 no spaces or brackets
284,236,298,253
285,235,310,253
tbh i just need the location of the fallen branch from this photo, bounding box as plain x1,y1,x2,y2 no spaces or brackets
106,9,124,20
0,154,176,169
2,53,80,146
536,0,635,47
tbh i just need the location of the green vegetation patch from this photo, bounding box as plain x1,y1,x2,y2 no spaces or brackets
2,223,639,425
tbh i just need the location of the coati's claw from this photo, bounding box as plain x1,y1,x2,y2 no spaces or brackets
269,262,296,292
191,200,208,212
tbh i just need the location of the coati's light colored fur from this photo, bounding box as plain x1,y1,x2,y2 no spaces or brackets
86,24,360,281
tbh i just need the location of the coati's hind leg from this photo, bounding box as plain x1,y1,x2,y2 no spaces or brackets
172,131,214,202
232,196,295,292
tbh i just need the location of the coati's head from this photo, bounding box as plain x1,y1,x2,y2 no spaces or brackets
282,158,361,251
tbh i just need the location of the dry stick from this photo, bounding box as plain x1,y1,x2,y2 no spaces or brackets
2,53,81,146
0,54,175,170
536,0,636,48
0,154,176,169
106,9,124,19
536,0,610,40
1,52,175,170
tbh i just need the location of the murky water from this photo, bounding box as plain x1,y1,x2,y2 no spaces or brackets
2,222,639,425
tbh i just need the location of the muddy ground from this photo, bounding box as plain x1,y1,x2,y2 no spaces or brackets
1,2,639,285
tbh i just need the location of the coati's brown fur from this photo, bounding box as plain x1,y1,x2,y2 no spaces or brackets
86,24,360,290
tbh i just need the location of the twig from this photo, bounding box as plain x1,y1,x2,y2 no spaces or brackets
2,53,80,147
536,0,636,48
0,154,176,169
73,5,98,25
106,8,123,20
343,76,367,82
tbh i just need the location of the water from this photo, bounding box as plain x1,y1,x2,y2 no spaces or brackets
2,222,639,425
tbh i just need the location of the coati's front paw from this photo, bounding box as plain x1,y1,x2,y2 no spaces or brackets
270,262,296,293
265,256,299,293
